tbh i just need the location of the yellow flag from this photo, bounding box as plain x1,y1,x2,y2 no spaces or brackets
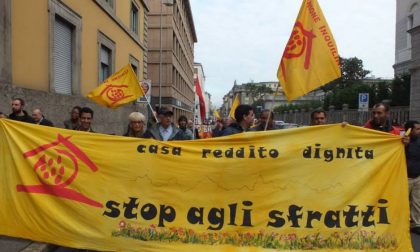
87,64,144,108
213,110,221,120
228,94,240,119
277,0,341,101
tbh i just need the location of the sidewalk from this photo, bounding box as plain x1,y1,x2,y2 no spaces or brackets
0,236,55,252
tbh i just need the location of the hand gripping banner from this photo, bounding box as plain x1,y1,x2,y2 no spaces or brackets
0,119,413,251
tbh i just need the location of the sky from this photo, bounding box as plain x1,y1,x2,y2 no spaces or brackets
190,0,396,107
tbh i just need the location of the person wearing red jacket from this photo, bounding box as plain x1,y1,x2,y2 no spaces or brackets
364,102,400,135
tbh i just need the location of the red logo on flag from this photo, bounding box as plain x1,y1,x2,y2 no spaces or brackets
281,22,316,80
99,84,133,106
16,134,103,208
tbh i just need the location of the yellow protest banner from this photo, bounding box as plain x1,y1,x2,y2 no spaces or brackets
0,119,412,251
87,64,144,109
277,0,341,101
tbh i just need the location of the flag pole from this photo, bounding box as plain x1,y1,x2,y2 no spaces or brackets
264,84,281,131
144,95,158,123
192,85,197,140
140,83,158,123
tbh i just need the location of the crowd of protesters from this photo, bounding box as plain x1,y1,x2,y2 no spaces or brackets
0,98,284,140
1,98,420,235
0,98,412,140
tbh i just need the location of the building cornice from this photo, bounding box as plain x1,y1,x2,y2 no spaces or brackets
185,0,197,42
139,0,150,12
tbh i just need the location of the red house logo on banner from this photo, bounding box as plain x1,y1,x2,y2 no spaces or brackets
16,134,103,208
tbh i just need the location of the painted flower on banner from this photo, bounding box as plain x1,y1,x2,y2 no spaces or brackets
112,224,398,250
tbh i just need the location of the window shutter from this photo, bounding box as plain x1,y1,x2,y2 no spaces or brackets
54,17,73,95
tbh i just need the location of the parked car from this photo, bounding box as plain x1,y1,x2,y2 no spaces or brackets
274,120,285,128
275,122,300,129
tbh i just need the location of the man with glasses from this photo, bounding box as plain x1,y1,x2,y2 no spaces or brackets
124,112,146,138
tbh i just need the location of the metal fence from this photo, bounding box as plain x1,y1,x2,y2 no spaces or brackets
274,106,410,126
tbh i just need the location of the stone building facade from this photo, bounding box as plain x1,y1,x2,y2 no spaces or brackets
221,81,324,117
0,0,150,134
147,0,197,120
395,0,420,121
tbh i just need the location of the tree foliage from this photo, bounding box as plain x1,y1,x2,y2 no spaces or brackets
244,58,411,115
273,100,323,113
244,83,274,105
320,56,403,109
391,74,411,106
373,81,391,104
322,57,371,92
323,83,374,109
340,57,371,83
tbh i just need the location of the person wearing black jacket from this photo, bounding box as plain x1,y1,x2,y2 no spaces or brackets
404,120,420,234
222,105,254,136
143,107,188,141
9,98,34,123
31,109,54,127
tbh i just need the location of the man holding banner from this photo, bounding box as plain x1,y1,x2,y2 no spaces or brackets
0,0,415,251
143,107,188,141
75,107,95,132
222,104,254,136
364,103,400,135
310,109,327,126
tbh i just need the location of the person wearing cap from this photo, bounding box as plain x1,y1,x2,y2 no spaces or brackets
143,107,188,141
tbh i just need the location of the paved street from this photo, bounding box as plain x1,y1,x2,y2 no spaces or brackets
0,236,31,251
0,236,53,252
413,232,420,251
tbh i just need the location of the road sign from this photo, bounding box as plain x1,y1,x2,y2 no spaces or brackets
358,93,369,112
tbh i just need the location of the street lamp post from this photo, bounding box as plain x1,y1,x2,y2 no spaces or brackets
159,0,174,108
